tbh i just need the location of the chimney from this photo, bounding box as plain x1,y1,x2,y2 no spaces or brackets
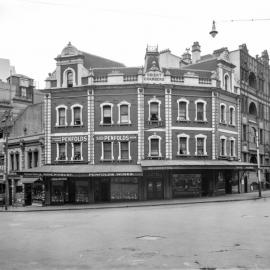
192,42,201,64
182,48,191,64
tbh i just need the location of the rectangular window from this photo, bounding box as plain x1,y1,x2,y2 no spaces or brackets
73,143,81,160
220,105,225,123
230,140,234,156
178,102,186,120
197,103,204,121
28,152,32,169
74,107,81,125
259,129,263,144
179,137,187,155
21,87,27,97
10,154,14,171
120,105,129,124
103,106,112,124
243,153,247,162
229,108,234,125
103,142,112,160
243,125,247,141
150,139,159,156
150,102,159,121
120,142,129,160
33,151,38,167
197,138,204,155
59,108,66,126
58,143,66,160
15,153,20,170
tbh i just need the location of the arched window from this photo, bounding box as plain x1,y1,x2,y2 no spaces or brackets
177,98,189,121
71,104,83,126
220,104,226,123
101,141,114,161
117,101,131,125
229,106,235,125
195,99,207,121
229,138,236,157
248,72,256,88
72,142,82,161
220,136,227,156
177,134,190,155
56,105,67,126
195,134,207,156
62,68,76,88
100,103,113,125
118,141,131,160
67,71,73,87
249,102,257,116
224,74,230,91
148,135,162,157
251,127,257,144
148,97,161,122
57,143,67,161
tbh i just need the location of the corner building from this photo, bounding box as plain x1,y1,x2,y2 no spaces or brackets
22,42,255,205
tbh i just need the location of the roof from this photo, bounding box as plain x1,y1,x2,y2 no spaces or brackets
183,59,218,72
8,74,32,80
82,51,125,69
92,67,141,77
141,160,257,170
164,68,213,78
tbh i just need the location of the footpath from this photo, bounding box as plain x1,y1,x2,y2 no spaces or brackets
1,190,270,212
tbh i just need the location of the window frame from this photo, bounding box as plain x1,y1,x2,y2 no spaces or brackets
71,104,83,126
220,135,227,156
101,141,114,161
177,98,189,121
195,99,207,122
56,105,68,127
229,137,236,157
71,142,83,161
229,106,236,125
177,133,190,155
56,142,68,161
195,134,207,156
100,102,114,125
62,67,76,88
117,101,131,125
118,141,131,161
224,73,230,91
148,135,162,158
148,97,161,122
220,103,227,124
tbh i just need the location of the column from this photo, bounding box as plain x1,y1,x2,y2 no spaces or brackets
137,88,144,163
165,88,172,159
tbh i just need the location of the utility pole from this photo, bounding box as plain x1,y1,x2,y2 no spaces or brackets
256,130,262,197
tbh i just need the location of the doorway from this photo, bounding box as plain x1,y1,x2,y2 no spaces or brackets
147,179,163,200
244,176,248,193
94,178,110,202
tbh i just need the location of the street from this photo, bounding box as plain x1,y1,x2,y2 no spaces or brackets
0,198,270,270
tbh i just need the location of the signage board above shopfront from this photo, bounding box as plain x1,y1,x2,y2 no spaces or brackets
95,135,137,142
52,135,88,143
143,71,164,83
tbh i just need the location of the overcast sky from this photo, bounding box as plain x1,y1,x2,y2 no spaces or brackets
1,0,270,88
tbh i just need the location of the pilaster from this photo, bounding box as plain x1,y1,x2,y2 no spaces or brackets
165,88,172,159
137,88,144,163
88,89,95,164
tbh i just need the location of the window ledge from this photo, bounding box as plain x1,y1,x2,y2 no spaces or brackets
219,122,227,126
55,125,68,128
194,120,208,123
70,124,84,128
117,123,132,126
176,154,190,157
118,159,132,162
100,123,113,127
228,124,236,128
101,159,114,162
176,119,191,123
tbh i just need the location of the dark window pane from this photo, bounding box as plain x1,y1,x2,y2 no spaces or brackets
179,102,186,120
197,103,204,121
121,142,129,159
74,107,81,125
103,142,112,160
151,139,159,156
150,102,159,121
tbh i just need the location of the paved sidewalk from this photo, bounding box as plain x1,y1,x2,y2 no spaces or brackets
1,190,270,212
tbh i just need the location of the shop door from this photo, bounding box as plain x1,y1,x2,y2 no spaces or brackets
244,176,248,193
147,179,163,200
94,179,110,202
24,184,32,206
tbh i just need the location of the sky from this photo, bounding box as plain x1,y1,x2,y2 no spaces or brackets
1,0,270,88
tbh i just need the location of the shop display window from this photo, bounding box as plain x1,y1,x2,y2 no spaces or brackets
51,181,65,204
75,181,89,203
111,177,138,201
172,174,201,197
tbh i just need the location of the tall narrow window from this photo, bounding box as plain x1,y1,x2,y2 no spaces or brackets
120,104,129,124
229,107,235,125
150,102,159,121
259,129,263,144
73,106,82,125
196,101,206,121
33,151,38,167
251,127,257,144
67,71,73,87
73,143,81,160
58,107,66,126
120,141,129,160
150,138,159,156
220,104,226,123
179,137,187,154
220,138,226,156
230,139,235,156
10,153,14,171
243,124,247,141
224,75,229,91
58,143,66,160
28,151,32,169
103,142,113,160
15,152,20,171
103,105,112,124
178,101,187,121
195,135,207,156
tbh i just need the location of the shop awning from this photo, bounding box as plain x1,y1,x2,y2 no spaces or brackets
20,165,143,177
141,160,257,171
21,178,40,184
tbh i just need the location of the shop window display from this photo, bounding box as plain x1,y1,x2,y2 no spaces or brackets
51,180,65,204
75,181,89,203
172,174,201,197
111,177,138,201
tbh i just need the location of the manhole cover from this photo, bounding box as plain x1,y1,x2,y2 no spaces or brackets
136,235,164,240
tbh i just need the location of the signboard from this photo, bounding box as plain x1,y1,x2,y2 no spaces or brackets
88,172,142,177
95,135,137,141
52,135,88,143
51,177,68,181
143,71,164,83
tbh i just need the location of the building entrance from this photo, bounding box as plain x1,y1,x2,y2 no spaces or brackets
147,179,163,200
94,178,110,202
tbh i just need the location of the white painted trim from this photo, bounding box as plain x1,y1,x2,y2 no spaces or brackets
148,134,162,157
71,104,83,126
146,128,166,132
148,96,161,121
56,143,68,161
101,141,114,161
172,127,213,131
71,142,83,161
177,98,190,121
195,134,207,156
220,103,227,123
177,133,190,155
100,102,114,125
229,137,236,157
55,105,68,127
51,132,89,136
218,129,238,135
117,101,131,125
94,131,138,135
195,99,207,121
118,141,131,161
